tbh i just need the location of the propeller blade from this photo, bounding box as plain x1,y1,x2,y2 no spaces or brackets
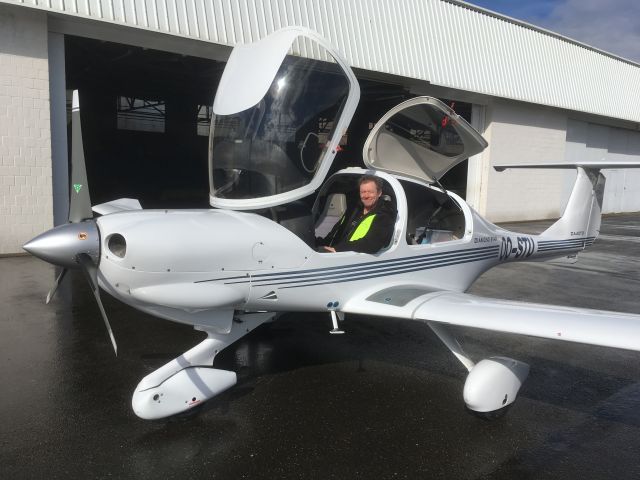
46,268,68,304
77,253,118,356
68,90,93,224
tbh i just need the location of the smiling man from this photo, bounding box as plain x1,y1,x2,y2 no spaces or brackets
319,175,397,254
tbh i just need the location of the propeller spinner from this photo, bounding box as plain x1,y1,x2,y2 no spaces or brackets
23,221,99,269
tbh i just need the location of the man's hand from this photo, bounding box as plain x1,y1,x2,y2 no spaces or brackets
323,246,336,253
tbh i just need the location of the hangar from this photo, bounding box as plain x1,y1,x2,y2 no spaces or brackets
2,0,640,255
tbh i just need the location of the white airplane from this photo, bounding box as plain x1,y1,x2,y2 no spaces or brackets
24,27,640,421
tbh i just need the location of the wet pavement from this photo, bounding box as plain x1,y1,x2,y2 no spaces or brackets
2,214,640,479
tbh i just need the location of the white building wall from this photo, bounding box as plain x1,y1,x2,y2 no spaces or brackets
481,99,573,222
0,5,52,254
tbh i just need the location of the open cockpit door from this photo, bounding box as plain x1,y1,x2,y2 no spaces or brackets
209,27,360,210
363,97,487,184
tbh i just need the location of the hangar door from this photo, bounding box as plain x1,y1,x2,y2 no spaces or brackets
64,35,226,210
566,119,640,213
57,35,475,218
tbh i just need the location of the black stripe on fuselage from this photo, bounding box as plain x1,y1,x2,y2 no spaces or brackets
219,246,498,288
278,251,499,289
195,245,499,284
193,245,499,287
537,237,595,252
251,249,498,287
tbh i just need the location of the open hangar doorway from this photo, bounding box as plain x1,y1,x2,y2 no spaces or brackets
64,35,226,209
63,35,474,212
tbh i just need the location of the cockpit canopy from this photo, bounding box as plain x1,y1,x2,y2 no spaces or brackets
209,27,360,210
363,97,488,184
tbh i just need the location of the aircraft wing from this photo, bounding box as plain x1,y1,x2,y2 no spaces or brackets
342,287,640,351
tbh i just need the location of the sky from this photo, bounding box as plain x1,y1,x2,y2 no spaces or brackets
464,0,640,64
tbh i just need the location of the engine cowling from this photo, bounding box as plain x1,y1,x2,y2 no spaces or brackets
463,356,529,414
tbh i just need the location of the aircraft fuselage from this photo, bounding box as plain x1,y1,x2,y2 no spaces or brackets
94,175,554,328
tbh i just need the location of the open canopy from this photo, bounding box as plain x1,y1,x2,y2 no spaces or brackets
209,27,360,210
363,97,488,184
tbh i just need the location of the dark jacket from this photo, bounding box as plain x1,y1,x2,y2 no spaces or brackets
319,199,396,254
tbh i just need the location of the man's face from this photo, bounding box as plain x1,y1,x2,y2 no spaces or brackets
360,180,381,210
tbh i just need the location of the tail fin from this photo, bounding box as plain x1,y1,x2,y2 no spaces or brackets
494,161,640,244
541,167,605,240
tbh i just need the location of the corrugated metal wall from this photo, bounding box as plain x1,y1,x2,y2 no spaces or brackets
6,0,640,123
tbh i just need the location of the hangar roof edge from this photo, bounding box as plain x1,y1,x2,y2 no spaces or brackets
444,0,640,68
3,0,640,125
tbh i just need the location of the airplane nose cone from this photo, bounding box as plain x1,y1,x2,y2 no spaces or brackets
23,221,100,269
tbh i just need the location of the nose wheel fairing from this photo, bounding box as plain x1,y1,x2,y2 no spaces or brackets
132,312,275,420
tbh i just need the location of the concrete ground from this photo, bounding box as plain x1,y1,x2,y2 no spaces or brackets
2,214,640,479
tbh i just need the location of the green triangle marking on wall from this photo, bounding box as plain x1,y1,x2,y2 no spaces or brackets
73,184,83,193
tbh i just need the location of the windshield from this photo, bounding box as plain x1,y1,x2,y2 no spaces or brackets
209,52,349,200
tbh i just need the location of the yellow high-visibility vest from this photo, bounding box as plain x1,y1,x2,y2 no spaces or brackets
349,214,376,241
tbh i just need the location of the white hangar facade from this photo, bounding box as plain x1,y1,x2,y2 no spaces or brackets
2,0,640,254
